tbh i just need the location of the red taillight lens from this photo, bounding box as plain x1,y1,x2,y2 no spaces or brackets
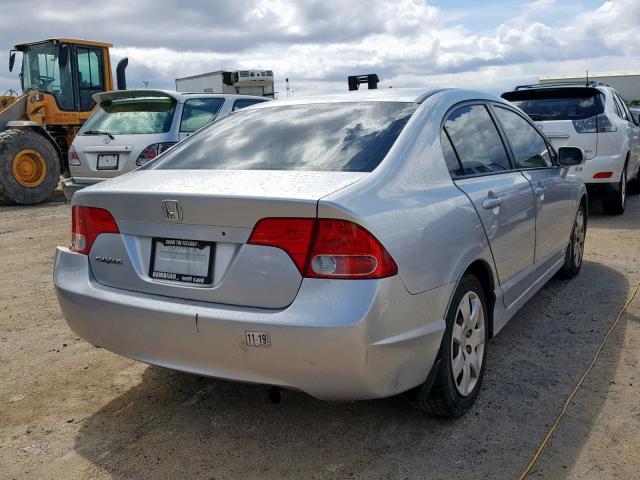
306,219,397,278
68,146,80,166
247,218,315,273
70,206,119,255
136,143,177,166
593,171,613,179
247,218,397,279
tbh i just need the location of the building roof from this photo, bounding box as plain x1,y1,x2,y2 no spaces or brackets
540,71,640,80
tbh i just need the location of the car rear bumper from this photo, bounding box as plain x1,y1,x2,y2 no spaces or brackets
62,177,107,201
569,153,625,185
53,246,449,401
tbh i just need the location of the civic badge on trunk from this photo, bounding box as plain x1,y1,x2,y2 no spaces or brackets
162,200,183,222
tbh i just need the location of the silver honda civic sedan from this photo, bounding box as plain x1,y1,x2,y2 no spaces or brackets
54,88,587,416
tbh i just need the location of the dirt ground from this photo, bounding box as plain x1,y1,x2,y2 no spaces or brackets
1,191,639,480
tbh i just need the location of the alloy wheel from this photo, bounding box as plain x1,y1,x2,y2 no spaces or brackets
450,291,485,396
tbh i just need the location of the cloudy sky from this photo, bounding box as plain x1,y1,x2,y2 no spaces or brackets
1,0,638,97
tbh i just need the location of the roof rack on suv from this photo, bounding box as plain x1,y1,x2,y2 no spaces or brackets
514,81,610,90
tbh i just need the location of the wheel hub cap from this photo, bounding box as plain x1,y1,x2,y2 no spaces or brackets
12,148,47,188
450,291,485,397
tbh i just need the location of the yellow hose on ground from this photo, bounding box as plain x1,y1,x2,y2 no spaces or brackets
518,279,640,479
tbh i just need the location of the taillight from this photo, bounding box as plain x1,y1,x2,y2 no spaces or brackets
68,145,80,166
573,114,616,133
593,171,613,178
247,218,315,273
248,218,398,279
70,206,119,254
136,143,177,166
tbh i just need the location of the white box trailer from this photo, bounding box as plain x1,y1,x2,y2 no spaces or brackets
175,70,274,97
539,71,640,104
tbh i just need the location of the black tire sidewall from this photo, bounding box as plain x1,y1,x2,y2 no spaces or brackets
0,129,60,205
439,274,489,413
560,202,586,277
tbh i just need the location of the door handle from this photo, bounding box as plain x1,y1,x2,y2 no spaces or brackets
482,193,503,209
534,186,545,197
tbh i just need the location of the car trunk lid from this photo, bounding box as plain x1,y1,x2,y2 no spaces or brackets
75,169,366,308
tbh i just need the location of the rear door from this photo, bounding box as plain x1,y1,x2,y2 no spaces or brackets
612,92,640,176
502,87,604,160
442,103,536,307
492,104,575,276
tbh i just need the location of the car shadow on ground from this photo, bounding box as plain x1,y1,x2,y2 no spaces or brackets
71,259,632,479
587,189,640,230
0,190,67,211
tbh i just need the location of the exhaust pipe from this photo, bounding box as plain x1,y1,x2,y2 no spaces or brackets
268,386,281,404
116,57,128,90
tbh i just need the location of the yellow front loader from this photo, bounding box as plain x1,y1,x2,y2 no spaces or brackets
0,38,127,204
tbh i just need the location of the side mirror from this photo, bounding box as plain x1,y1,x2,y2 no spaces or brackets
59,45,69,68
9,50,15,72
558,146,584,167
632,111,640,126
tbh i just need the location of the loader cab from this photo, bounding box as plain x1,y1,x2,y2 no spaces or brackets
11,38,113,113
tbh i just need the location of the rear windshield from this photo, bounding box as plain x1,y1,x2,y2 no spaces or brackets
79,97,177,135
149,101,417,172
502,88,604,121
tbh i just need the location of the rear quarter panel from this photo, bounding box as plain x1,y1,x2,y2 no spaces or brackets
319,91,497,320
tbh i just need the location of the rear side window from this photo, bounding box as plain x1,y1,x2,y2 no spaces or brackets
502,88,604,121
443,105,511,176
494,106,552,169
232,98,266,111
150,102,417,172
180,98,225,133
612,93,630,121
80,97,177,135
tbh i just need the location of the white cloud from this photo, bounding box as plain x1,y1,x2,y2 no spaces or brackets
0,0,638,96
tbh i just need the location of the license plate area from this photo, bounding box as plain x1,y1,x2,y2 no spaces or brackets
149,238,214,285
97,154,119,170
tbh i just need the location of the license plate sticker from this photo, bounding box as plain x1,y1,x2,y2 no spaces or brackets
245,331,270,348
97,154,119,170
149,238,214,285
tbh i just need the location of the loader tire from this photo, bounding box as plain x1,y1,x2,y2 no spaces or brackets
0,129,60,205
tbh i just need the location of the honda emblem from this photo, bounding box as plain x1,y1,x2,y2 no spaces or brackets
162,200,183,222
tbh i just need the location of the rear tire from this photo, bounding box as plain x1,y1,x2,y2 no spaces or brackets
408,273,488,417
559,201,586,279
602,167,626,215
0,129,60,205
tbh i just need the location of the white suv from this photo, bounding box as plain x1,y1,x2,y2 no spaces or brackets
503,83,640,214
62,90,268,200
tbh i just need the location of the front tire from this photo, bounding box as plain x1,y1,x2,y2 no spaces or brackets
602,167,626,215
0,129,60,205
559,201,586,278
408,273,488,417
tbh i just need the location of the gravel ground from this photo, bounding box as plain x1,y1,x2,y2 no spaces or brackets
1,190,639,480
